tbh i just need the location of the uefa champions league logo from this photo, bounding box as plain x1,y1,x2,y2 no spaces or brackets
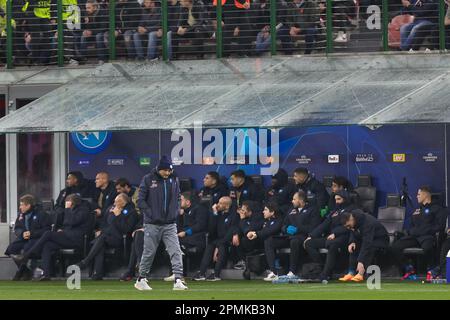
170,122,280,175
71,131,112,154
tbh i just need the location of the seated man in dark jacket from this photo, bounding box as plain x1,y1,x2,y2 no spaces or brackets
264,191,322,281
93,171,117,222
266,168,294,215
233,200,264,270
5,194,51,281
176,0,208,57
198,171,229,208
76,193,138,280
280,0,320,54
247,202,283,245
162,191,209,282
115,178,140,213
219,0,254,55
120,213,144,281
339,210,389,282
193,196,239,281
400,0,438,51
304,190,355,281
177,191,208,252
327,176,357,211
12,194,92,281
391,186,447,279
132,0,165,60
79,0,109,62
290,167,329,212
229,169,264,208
54,171,94,216
109,0,142,59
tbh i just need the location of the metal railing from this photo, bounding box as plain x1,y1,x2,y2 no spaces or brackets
2,0,448,68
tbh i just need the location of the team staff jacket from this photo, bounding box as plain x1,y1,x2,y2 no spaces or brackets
138,169,180,225
94,181,117,217
14,208,51,240
54,174,94,212
266,185,295,216
198,183,229,206
100,203,138,241
55,202,92,246
207,208,239,245
229,178,264,207
289,176,329,210
282,204,322,237
238,212,265,237
408,202,447,241
310,204,356,238
176,203,209,236
255,216,283,241
349,211,389,265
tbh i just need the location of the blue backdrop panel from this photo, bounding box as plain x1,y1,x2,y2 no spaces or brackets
69,125,447,217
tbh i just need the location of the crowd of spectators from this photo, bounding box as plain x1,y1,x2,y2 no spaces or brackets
0,0,448,65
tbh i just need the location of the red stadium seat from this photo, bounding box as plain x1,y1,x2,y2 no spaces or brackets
388,15,415,49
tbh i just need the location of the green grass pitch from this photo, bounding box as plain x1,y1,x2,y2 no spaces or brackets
0,280,449,300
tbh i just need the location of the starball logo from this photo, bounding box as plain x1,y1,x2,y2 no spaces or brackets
170,122,279,175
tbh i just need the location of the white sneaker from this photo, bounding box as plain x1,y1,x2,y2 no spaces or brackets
69,58,79,66
134,278,152,291
408,48,415,54
334,32,348,43
286,271,296,278
164,274,175,282
424,48,432,53
173,278,188,290
263,271,278,282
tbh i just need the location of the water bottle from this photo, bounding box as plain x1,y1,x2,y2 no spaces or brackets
431,279,447,284
446,249,450,284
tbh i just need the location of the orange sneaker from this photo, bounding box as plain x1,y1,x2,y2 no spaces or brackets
338,274,354,282
351,274,364,282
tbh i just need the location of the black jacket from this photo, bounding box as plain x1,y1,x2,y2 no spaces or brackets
55,173,95,212
13,208,51,240
100,202,138,241
408,202,447,240
310,203,356,238
282,204,322,237
176,203,208,236
266,172,295,216
208,207,239,245
115,0,141,32
138,169,180,225
349,211,389,265
289,175,329,209
82,6,109,35
94,181,117,215
55,202,92,245
230,177,264,207
255,216,283,241
238,212,265,237
177,1,208,31
198,183,229,206
403,0,438,22
168,1,181,32
137,5,162,32
221,0,251,28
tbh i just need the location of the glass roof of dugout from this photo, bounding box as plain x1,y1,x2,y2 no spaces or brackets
0,53,449,133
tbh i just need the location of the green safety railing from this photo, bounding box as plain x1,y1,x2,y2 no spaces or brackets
4,0,449,68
